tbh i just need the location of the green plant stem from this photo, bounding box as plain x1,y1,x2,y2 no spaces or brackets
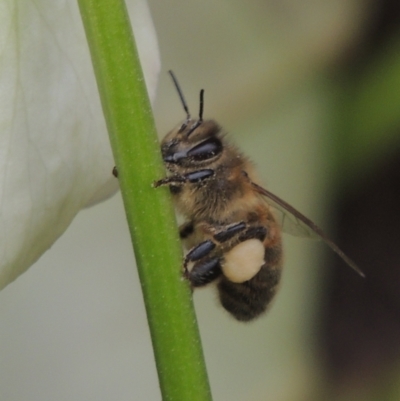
77,1,212,400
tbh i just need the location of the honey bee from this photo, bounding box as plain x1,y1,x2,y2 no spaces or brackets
152,71,364,322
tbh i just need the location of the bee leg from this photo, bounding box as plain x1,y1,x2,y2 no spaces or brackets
179,221,194,239
153,175,186,187
213,222,247,243
183,240,216,273
237,225,268,242
187,257,222,287
183,224,268,287
182,239,224,287
153,169,215,187
212,222,267,244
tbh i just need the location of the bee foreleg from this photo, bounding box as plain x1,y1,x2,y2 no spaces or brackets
153,169,214,187
153,175,186,187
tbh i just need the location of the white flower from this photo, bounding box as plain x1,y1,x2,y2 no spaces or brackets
0,0,160,289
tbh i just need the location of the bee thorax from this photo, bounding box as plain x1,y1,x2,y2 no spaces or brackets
221,239,265,283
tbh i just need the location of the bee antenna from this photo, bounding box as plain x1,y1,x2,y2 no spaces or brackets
168,70,190,121
199,89,204,122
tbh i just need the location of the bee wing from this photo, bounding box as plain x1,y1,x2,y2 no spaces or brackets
251,182,364,277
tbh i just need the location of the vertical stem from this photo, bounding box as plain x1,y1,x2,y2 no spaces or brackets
77,1,213,400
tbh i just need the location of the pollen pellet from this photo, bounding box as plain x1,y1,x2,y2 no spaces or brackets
222,239,265,283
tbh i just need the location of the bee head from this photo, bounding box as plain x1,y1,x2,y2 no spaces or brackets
161,71,223,169
161,119,223,168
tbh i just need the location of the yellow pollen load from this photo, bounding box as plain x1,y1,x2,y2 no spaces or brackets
221,239,264,283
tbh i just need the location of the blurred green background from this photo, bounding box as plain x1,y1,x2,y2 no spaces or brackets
1,0,400,400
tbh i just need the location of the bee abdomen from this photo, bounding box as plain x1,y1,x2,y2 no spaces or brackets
217,264,281,321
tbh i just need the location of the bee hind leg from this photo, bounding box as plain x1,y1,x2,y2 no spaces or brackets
183,239,222,287
213,222,267,244
186,257,222,287
183,240,216,272
237,225,267,242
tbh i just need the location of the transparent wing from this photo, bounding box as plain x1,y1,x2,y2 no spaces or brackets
251,182,364,277
266,199,318,239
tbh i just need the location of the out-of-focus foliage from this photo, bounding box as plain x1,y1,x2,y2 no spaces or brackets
334,35,400,186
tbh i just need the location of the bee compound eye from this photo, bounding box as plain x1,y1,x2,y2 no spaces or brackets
187,137,223,161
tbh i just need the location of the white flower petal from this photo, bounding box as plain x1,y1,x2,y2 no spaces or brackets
0,0,160,289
